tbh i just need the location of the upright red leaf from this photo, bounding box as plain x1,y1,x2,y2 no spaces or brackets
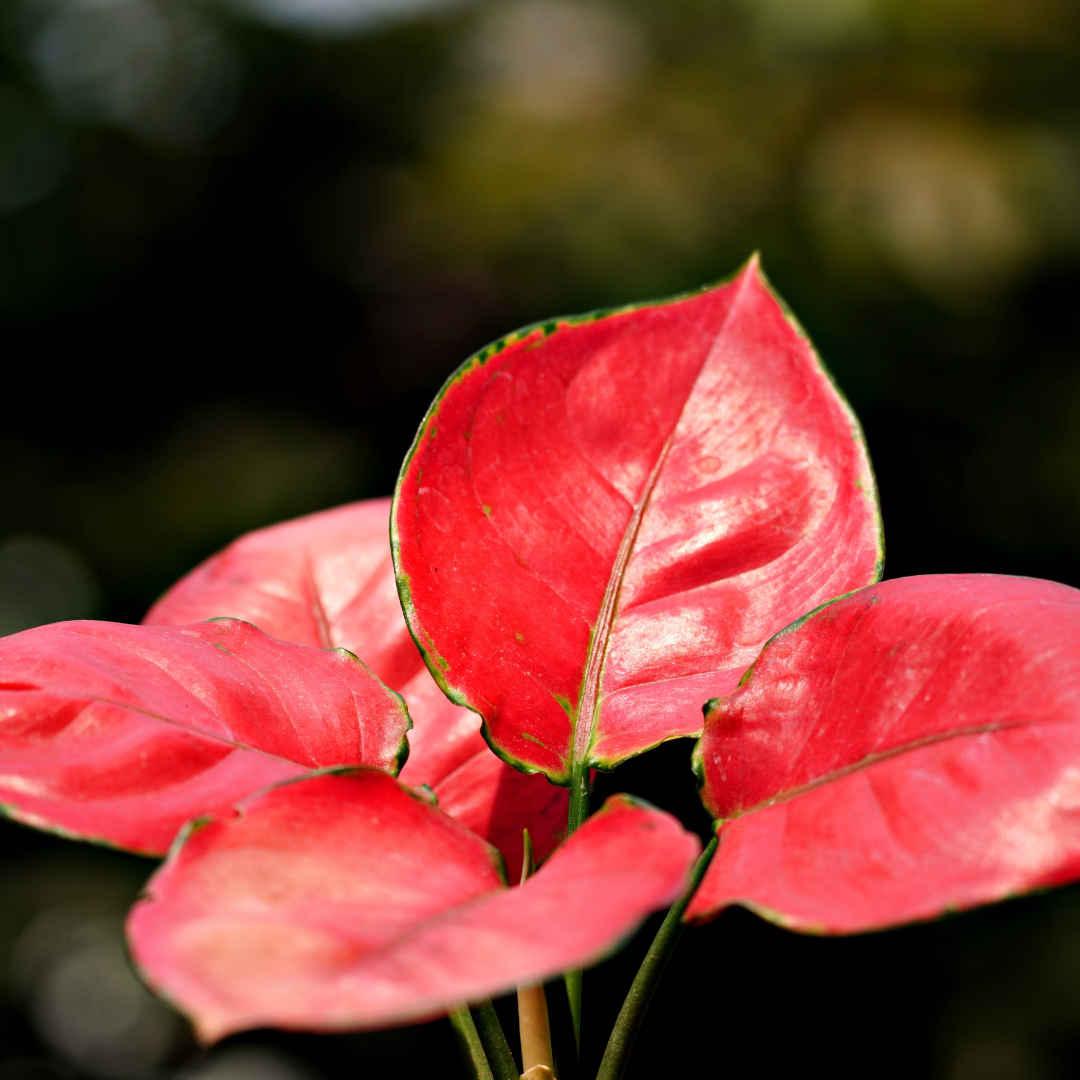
687,574,1080,934
0,619,410,854
127,771,700,1041
145,499,567,877
393,259,882,784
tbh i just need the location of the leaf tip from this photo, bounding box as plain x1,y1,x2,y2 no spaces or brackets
192,1014,238,1047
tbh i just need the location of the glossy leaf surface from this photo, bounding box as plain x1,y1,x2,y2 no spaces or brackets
0,619,409,854
393,259,882,783
127,771,700,1040
687,574,1080,933
145,499,566,877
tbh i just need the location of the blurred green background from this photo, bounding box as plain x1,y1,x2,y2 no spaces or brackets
1,0,1080,1078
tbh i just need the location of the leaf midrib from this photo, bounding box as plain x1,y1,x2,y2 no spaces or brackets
570,270,754,773
724,715,1056,822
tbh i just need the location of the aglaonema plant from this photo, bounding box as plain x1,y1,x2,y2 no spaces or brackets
0,256,1079,1080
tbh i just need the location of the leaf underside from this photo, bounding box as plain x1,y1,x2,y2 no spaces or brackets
127,771,701,1041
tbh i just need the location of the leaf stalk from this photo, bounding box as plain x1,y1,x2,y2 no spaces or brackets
563,970,582,1058
470,1000,519,1080
450,1007,496,1080
566,762,591,838
516,831,556,1075
594,835,719,1080
564,763,591,1054
517,984,554,1075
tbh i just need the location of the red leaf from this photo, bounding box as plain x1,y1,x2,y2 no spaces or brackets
126,771,700,1041
0,619,409,854
392,259,882,783
145,499,567,878
686,574,1080,934
145,500,417,683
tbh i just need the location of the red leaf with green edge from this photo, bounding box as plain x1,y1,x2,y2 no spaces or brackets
392,258,883,784
686,574,1080,934
0,618,409,855
144,499,566,879
126,770,700,1041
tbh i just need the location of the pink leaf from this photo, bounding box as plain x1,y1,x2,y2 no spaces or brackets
0,619,409,854
687,574,1080,933
127,771,700,1041
392,258,882,784
145,500,417,683
145,499,566,878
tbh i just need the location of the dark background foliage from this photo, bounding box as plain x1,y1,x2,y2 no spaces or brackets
1,1,1079,1078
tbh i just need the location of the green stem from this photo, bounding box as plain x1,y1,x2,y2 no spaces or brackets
449,1007,495,1080
595,835,719,1080
564,968,583,1057
564,762,591,1054
470,999,519,1080
566,763,591,838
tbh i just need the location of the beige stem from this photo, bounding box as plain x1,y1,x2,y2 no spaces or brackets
517,984,554,1075
521,1067,554,1080
516,831,554,1077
